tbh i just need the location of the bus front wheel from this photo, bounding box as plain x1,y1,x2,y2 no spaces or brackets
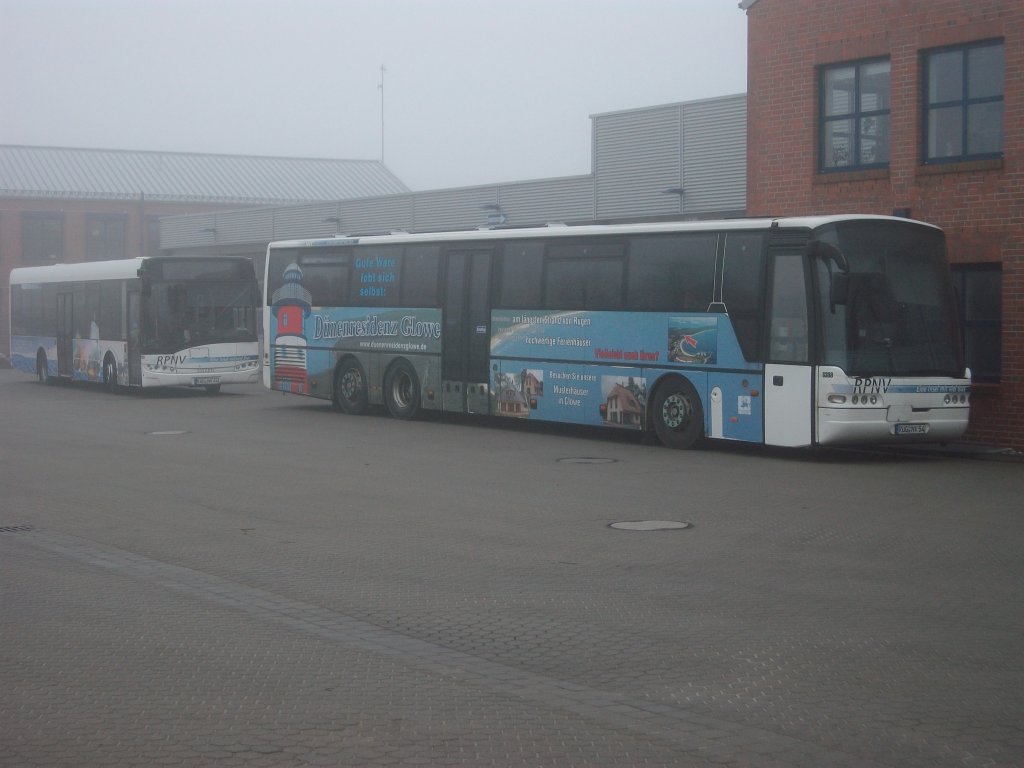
384,360,420,420
36,351,50,385
333,358,368,415
652,377,704,449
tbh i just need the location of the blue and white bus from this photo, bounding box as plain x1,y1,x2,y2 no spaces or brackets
262,216,970,448
10,256,260,393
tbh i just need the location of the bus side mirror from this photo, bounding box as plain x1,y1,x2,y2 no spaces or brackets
811,240,849,272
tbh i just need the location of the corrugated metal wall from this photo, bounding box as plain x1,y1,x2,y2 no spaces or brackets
161,95,747,253
681,96,746,215
496,176,594,225
594,105,683,220
593,94,746,221
160,177,595,250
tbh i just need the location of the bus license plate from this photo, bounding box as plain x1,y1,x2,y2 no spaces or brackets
193,376,220,386
895,423,928,435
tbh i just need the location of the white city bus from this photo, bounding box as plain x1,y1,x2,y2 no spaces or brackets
262,215,970,448
10,256,260,393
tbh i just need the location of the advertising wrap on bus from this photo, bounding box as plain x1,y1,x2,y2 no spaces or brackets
309,309,443,354
489,309,762,441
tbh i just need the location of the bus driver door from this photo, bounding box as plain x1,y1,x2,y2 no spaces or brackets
763,248,814,447
442,250,492,414
127,289,143,386
56,291,73,378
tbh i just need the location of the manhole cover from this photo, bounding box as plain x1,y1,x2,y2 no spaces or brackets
147,430,189,436
557,457,618,464
609,520,692,531
0,525,35,534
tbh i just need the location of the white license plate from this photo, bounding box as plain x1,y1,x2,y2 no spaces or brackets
895,423,928,435
193,376,220,386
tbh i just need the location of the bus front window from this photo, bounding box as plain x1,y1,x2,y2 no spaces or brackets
142,281,257,353
815,222,963,377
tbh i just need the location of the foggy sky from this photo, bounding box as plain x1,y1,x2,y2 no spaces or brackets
1,0,748,192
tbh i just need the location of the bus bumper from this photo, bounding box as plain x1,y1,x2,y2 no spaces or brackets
816,406,970,446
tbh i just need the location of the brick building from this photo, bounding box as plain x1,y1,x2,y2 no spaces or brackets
743,0,1023,449
0,146,408,347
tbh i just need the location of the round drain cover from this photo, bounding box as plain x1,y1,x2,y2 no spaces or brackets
148,430,189,436
610,520,692,531
558,457,617,464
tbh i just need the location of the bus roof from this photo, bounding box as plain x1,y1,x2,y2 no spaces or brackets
9,255,253,285
265,214,941,250
10,258,147,285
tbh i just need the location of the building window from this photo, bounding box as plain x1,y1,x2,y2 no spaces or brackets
820,58,891,171
952,265,1001,383
923,40,1004,163
86,214,127,261
21,213,64,262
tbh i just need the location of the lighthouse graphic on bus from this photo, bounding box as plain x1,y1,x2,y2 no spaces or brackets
271,262,312,393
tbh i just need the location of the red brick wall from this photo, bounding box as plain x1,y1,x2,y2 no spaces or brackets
746,0,1024,449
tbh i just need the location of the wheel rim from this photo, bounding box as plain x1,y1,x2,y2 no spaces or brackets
661,393,692,430
339,369,362,402
391,371,413,408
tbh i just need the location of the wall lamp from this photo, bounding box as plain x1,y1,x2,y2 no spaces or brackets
480,203,506,226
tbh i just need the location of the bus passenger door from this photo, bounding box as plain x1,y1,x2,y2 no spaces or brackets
127,289,142,386
763,250,814,447
56,292,73,377
442,250,492,414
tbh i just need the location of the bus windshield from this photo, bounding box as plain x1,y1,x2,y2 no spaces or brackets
143,280,258,353
816,221,963,377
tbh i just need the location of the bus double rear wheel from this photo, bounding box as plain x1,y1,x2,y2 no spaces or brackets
384,360,420,420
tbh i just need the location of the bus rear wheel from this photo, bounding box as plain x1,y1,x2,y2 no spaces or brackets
384,360,420,420
36,350,50,385
333,359,368,415
652,377,704,449
103,356,119,393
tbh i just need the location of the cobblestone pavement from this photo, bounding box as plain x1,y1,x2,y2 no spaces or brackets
1,371,1022,767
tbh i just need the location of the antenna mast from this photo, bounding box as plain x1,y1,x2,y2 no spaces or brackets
378,64,386,163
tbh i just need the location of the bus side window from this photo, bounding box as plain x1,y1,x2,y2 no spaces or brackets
627,234,717,311
350,245,400,307
401,245,441,306
497,241,544,309
721,233,766,360
544,243,624,311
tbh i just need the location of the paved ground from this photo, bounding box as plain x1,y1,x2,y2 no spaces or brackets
1,369,1022,767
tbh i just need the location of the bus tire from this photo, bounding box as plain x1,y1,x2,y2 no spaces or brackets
384,359,420,420
333,358,368,415
652,376,704,450
36,350,51,385
103,355,119,393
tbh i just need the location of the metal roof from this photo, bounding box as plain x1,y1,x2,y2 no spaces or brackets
0,145,410,204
